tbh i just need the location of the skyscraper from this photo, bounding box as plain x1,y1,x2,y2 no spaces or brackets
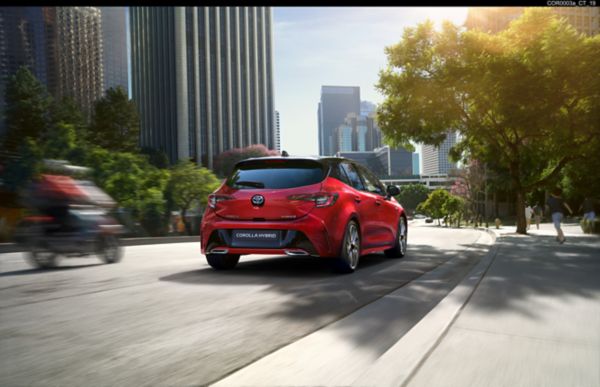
0,7,104,129
45,7,104,120
0,7,48,135
466,7,600,36
421,131,457,175
130,7,275,167
274,110,280,151
100,7,128,92
318,85,360,156
332,112,382,154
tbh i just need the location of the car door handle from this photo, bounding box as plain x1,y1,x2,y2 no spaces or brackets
375,200,382,206
354,196,361,203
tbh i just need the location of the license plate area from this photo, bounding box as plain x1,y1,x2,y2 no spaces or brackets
230,229,283,248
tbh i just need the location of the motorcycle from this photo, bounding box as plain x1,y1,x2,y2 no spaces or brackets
14,206,124,269
14,170,124,269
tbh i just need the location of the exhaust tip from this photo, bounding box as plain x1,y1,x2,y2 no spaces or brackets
209,248,229,255
284,249,309,256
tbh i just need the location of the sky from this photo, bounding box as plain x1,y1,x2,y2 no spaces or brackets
274,7,469,157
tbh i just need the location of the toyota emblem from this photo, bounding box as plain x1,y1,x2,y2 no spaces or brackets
251,194,265,207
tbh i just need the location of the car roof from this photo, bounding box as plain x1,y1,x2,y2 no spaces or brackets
234,156,349,168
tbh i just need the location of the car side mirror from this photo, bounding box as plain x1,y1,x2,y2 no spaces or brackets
386,185,400,199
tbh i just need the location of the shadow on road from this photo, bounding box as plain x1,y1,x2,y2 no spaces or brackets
0,263,104,278
464,233,600,319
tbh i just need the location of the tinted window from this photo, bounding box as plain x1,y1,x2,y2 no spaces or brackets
227,159,326,189
340,162,365,190
355,164,385,195
328,163,351,185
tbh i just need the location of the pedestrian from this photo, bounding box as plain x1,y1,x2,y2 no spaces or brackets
533,203,543,230
546,188,573,244
579,196,596,222
525,204,533,230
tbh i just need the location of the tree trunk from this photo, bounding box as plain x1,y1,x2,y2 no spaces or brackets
515,190,527,234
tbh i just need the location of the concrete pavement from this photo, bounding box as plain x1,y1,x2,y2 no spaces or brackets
404,222,600,387
213,222,600,386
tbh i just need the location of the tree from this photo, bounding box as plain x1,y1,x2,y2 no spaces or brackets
417,189,451,226
1,138,43,193
213,144,279,177
140,146,170,169
395,183,430,213
166,161,221,235
2,67,51,151
377,9,600,234
50,96,87,141
89,86,141,152
443,194,466,228
450,159,486,222
43,122,77,159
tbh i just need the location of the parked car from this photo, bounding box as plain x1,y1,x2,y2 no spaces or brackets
200,157,408,273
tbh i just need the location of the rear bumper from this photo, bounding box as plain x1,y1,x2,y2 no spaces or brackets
200,211,337,257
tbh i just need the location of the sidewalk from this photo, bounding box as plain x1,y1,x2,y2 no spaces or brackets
213,223,600,386
402,222,600,387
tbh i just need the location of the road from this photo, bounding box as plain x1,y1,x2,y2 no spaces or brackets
0,223,491,386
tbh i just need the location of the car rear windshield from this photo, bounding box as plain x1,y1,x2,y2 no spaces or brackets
226,159,327,189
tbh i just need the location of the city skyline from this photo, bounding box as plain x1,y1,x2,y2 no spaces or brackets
274,7,469,157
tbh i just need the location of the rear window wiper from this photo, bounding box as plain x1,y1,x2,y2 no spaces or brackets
234,180,265,188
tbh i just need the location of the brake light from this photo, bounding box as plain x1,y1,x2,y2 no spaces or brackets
208,194,233,208
287,192,338,208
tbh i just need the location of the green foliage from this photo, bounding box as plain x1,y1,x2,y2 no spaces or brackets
377,9,600,233
417,189,451,225
417,189,465,227
2,67,51,151
213,144,279,177
50,96,87,142
443,194,466,227
140,147,170,169
1,138,43,193
43,122,77,159
89,86,140,153
166,161,220,234
139,188,168,236
395,183,430,212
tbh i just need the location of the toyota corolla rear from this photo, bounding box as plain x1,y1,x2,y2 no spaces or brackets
201,158,343,259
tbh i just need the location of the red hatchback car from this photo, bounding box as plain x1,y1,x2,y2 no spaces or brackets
200,157,407,273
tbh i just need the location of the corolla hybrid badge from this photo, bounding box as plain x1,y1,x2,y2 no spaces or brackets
251,194,265,207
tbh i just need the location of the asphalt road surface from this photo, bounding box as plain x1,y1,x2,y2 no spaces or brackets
0,223,491,386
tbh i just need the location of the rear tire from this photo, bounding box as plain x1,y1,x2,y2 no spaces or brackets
206,254,240,270
385,217,407,258
98,235,123,264
334,220,360,274
27,245,58,269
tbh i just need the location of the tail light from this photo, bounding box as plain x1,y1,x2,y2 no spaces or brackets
287,192,338,208
208,194,233,209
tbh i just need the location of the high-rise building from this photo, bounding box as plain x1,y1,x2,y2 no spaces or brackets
0,7,103,130
332,112,382,154
45,7,104,120
338,146,413,178
412,153,420,176
130,7,275,167
100,7,128,93
360,100,376,115
466,7,600,36
421,131,457,175
318,85,360,156
274,110,280,151
0,7,48,136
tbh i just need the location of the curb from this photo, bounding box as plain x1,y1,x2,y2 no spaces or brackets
351,228,499,387
0,235,199,254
